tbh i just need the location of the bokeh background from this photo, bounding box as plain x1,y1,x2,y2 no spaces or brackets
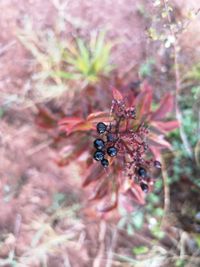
0,0,200,266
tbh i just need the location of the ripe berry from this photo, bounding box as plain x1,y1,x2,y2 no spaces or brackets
93,139,105,150
107,146,118,157
140,182,148,193
154,160,161,169
97,122,107,134
107,133,115,142
138,167,147,178
101,158,109,167
93,151,104,161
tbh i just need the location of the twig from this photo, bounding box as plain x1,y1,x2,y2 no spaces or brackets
93,220,107,267
160,156,170,228
106,226,118,267
0,40,16,56
163,0,193,158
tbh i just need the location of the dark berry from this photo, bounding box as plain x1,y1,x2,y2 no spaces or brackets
140,182,148,193
154,160,161,169
93,151,104,161
138,167,147,178
101,158,109,167
97,122,107,134
107,133,115,142
107,146,118,157
93,139,105,150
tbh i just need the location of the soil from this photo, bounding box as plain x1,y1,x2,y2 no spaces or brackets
0,0,200,266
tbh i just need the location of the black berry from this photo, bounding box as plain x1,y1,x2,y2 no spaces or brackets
154,160,161,169
138,167,147,178
101,158,109,167
93,151,104,161
97,122,107,134
140,182,148,193
93,139,105,150
107,133,115,142
107,146,118,157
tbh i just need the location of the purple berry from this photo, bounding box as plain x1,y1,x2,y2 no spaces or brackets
101,158,109,167
140,182,148,193
97,122,107,134
93,151,104,161
154,160,161,169
94,139,105,150
107,146,118,157
138,167,147,178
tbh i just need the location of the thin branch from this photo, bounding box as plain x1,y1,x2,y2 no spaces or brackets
163,0,193,158
106,226,118,267
160,156,170,228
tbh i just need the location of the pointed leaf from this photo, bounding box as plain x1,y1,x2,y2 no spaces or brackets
56,141,88,166
125,185,146,205
151,93,174,121
87,111,113,123
148,133,172,150
97,192,118,212
70,121,94,133
151,120,179,133
82,164,104,187
112,87,123,101
89,178,109,200
135,82,153,119
149,145,162,161
58,117,83,125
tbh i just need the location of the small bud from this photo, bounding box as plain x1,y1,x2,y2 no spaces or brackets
154,160,161,169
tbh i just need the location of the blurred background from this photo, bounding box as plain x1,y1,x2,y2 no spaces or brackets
0,0,200,266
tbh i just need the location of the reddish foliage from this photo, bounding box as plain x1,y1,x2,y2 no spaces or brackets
57,83,178,213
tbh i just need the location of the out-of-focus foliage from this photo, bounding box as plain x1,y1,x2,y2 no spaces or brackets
17,20,114,101
168,89,200,186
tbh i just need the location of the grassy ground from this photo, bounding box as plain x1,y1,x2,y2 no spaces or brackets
0,0,200,266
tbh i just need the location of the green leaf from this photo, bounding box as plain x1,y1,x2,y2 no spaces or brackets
153,207,164,217
151,225,165,239
51,70,80,80
175,259,185,267
131,211,144,230
76,39,90,73
132,246,149,255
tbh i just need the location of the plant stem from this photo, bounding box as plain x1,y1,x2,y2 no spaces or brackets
163,0,193,158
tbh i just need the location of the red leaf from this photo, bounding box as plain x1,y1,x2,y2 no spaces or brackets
149,146,162,161
82,164,104,187
124,185,146,206
148,133,172,150
58,117,83,125
35,106,58,129
88,178,109,200
87,111,113,123
60,121,94,135
151,120,179,133
97,192,118,212
70,121,94,133
135,82,153,120
151,93,174,121
56,141,88,166
112,87,123,101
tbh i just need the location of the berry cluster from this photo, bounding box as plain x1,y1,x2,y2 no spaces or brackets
93,98,162,194
93,122,118,167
